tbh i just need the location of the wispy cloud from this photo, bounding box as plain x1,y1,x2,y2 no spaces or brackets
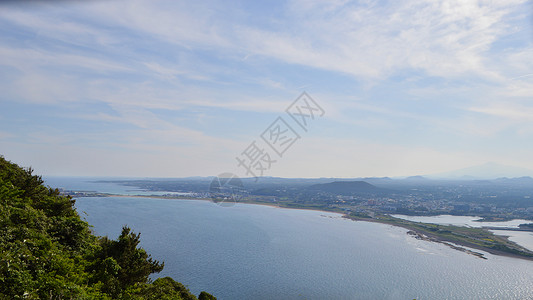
238,0,527,80
0,0,532,176
469,104,533,121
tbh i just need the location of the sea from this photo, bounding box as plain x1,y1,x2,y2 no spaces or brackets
47,177,533,299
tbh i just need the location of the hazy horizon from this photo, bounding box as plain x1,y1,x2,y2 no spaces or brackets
40,161,533,181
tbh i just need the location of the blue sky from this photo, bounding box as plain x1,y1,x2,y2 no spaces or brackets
0,0,532,178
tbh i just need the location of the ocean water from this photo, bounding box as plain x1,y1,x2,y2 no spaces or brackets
44,176,199,196
43,176,144,194
75,197,533,300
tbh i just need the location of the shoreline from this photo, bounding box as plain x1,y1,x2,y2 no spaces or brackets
79,194,533,262
346,215,533,262
84,194,346,214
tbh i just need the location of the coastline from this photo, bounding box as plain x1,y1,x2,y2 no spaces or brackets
79,194,533,262
345,214,533,262
88,194,346,214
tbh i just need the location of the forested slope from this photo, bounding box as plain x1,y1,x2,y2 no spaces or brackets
0,156,215,300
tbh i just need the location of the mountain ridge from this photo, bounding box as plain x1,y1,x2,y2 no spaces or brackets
426,162,533,180
307,180,381,195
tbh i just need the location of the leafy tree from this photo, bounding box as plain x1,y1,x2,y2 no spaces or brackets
0,156,215,299
136,277,201,300
199,291,217,300
90,227,164,297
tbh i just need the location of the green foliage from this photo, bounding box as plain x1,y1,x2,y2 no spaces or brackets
90,227,164,298
134,277,202,300
198,291,217,300
0,156,214,299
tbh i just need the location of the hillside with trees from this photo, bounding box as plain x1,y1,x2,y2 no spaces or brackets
0,156,215,299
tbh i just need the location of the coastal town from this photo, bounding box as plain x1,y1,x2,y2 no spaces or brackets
62,176,533,222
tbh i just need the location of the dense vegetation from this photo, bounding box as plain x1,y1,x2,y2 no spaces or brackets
0,156,215,299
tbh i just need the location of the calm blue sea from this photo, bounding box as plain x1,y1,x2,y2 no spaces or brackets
74,197,533,300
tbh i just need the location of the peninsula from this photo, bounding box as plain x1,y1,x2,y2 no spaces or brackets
75,177,533,261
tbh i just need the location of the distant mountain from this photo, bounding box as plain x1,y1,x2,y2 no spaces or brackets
307,181,380,195
493,176,533,186
428,162,533,180
404,175,428,181
358,177,393,186
359,177,393,182
360,177,392,181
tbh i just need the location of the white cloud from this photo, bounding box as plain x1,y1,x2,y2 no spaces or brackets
7,72,83,104
30,0,525,83
143,62,210,81
238,0,527,80
1,0,532,177
469,105,533,120
84,0,235,49
0,46,131,73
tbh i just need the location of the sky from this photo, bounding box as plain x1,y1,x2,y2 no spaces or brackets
0,0,532,178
